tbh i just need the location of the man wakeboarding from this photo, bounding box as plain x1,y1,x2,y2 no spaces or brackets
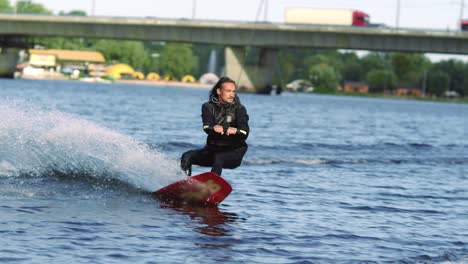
154,77,248,205
180,76,250,176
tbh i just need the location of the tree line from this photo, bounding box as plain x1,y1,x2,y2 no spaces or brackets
1,0,467,96
276,49,468,97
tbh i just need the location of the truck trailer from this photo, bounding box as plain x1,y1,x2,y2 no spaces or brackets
285,8,370,27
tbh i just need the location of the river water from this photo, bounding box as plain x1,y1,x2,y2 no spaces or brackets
0,79,467,263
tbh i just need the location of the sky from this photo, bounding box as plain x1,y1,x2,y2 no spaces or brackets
23,0,468,60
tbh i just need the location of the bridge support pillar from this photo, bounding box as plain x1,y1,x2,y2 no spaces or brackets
0,47,20,78
225,46,278,94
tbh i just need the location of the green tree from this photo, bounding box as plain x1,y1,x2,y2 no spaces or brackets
340,52,364,82
391,53,431,87
430,59,466,96
142,41,166,73
361,53,387,73
427,70,450,96
0,0,12,12
34,36,93,50
159,43,197,79
308,63,341,93
94,40,148,70
276,59,295,87
16,0,51,14
275,50,297,85
366,69,396,93
342,62,364,82
304,51,343,74
275,48,322,82
464,64,468,97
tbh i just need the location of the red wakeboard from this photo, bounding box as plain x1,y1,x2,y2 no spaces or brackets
153,172,232,206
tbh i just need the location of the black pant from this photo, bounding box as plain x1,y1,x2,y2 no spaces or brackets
181,145,247,175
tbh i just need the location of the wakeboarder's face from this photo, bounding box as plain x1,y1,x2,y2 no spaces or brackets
217,82,236,104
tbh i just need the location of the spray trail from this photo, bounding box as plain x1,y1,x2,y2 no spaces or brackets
0,100,185,192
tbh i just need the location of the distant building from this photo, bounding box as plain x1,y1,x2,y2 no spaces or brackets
25,49,106,78
29,49,105,66
393,87,422,97
343,82,369,93
444,90,460,98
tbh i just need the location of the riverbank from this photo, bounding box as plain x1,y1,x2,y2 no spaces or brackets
115,79,212,89
18,73,212,89
319,91,468,104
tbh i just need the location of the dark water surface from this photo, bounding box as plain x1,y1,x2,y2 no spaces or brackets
0,79,467,263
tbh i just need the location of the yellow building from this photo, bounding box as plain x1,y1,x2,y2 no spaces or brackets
27,49,106,77
29,49,105,67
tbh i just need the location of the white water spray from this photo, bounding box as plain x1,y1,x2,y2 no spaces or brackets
0,100,185,191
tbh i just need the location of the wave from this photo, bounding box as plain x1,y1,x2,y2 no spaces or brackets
243,157,468,166
150,141,200,152
0,100,184,192
339,205,444,214
250,142,468,152
402,250,468,264
317,142,455,150
376,192,468,202
244,158,330,165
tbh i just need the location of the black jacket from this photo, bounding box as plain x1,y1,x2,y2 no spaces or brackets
201,95,249,148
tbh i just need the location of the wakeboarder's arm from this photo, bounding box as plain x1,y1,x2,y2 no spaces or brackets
233,105,249,139
201,103,224,135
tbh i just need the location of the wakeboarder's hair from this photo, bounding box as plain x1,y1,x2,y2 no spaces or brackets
209,76,236,99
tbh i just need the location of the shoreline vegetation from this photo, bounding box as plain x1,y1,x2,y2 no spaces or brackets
324,91,468,104
114,79,211,89
18,76,468,104
117,79,468,104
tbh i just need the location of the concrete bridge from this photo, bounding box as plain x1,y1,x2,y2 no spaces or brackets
1,14,468,92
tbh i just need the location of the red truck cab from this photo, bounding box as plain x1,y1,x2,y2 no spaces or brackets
353,10,369,26
461,20,468,31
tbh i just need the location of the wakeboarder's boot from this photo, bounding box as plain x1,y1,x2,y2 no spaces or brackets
180,152,192,176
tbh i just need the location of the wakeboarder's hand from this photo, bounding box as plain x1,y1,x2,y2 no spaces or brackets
213,125,224,135
226,127,237,135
